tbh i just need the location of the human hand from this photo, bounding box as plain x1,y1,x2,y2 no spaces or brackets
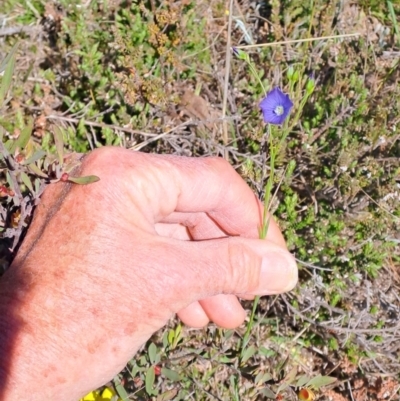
0,147,297,400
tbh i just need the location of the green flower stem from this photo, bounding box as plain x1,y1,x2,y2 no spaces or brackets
247,61,267,96
241,294,260,354
236,52,283,361
241,124,276,361
288,90,312,133
261,124,276,237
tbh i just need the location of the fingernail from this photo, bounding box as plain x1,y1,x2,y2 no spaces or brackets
259,250,298,294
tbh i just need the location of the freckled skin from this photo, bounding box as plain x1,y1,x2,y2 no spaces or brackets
123,322,138,337
88,306,100,317
41,365,57,379
0,147,296,400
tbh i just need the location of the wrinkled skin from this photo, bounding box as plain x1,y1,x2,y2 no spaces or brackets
0,147,297,400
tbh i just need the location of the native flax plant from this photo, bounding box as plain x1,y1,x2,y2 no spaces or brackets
232,48,295,237
243,87,293,358
234,50,319,374
258,87,293,239
232,48,294,358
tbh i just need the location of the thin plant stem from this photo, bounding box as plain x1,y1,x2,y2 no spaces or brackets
287,90,311,134
262,125,276,230
234,33,360,49
247,61,267,96
387,1,400,47
241,294,260,353
221,0,234,159
241,125,276,359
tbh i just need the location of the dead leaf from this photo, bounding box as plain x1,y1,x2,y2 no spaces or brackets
180,90,214,130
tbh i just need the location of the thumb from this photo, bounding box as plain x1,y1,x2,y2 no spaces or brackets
163,236,298,307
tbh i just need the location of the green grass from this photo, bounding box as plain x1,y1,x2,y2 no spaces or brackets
1,0,400,399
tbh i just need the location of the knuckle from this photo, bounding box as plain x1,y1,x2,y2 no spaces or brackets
83,146,121,170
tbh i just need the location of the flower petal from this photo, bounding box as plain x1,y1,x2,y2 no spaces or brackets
259,87,293,125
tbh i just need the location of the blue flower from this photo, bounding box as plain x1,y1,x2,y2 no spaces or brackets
259,87,293,125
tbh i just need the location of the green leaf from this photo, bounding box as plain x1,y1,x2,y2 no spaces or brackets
130,365,139,377
0,43,18,107
53,125,64,165
145,366,156,395
306,77,316,95
5,170,13,188
11,118,33,154
255,371,272,385
156,388,179,401
174,323,182,337
4,139,13,152
114,381,129,400
276,366,297,393
167,329,175,346
258,387,276,399
0,43,18,74
34,178,41,193
258,346,275,358
22,149,46,165
218,355,234,363
148,342,157,365
162,331,169,349
296,375,313,388
240,345,257,365
161,368,180,382
67,175,100,185
28,163,48,178
171,324,182,349
20,172,34,194
306,375,337,389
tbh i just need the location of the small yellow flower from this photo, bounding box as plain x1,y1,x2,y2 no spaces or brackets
80,391,99,401
80,387,122,401
101,388,120,400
